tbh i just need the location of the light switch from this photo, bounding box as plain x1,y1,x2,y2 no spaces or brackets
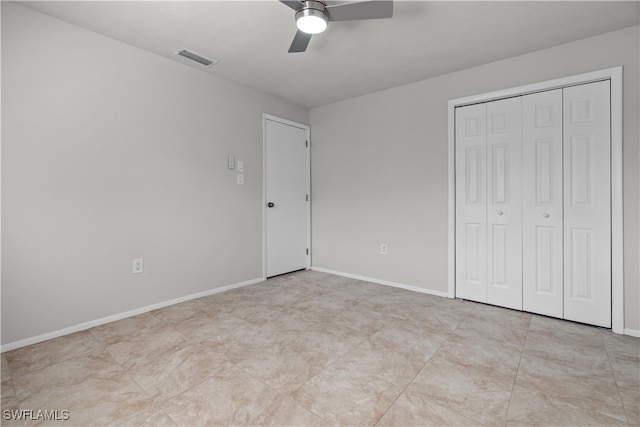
228,155,235,169
237,173,244,185
237,160,244,172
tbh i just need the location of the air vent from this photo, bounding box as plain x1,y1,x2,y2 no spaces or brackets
174,48,218,67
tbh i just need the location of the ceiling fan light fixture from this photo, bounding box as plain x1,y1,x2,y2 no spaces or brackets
296,4,328,34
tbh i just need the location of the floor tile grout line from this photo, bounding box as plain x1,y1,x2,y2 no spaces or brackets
602,332,632,424
503,316,532,425
6,331,106,379
418,325,494,426
371,339,440,427
233,282,358,427
513,382,632,426
4,375,18,409
7,346,109,383
510,321,631,425
238,364,330,426
94,308,239,409
519,342,627,377
266,275,395,425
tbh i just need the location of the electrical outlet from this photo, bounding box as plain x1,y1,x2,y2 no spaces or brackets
133,258,143,274
380,244,388,255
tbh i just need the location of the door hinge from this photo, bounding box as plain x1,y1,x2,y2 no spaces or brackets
306,140,308,148
306,248,309,255
306,194,309,201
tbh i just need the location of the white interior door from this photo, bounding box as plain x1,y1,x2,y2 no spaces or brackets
522,89,564,318
486,97,522,310
563,81,611,327
455,103,487,302
265,117,309,278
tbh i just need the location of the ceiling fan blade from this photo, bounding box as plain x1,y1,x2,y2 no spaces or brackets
288,30,312,53
280,0,304,11
326,0,393,22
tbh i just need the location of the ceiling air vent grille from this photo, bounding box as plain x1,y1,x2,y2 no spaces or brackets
175,48,218,67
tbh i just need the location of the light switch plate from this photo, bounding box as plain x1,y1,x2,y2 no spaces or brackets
228,155,235,169
237,160,244,172
237,173,244,185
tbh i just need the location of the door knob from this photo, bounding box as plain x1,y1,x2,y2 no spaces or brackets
497,210,504,216
267,202,275,208
543,213,550,218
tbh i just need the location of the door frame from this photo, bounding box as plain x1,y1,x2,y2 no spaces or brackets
447,66,624,334
262,113,311,280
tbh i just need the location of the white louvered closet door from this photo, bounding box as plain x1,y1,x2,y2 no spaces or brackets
522,89,564,318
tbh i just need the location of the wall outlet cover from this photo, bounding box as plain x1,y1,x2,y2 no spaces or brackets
133,258,143,274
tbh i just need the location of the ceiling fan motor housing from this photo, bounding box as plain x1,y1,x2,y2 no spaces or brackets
297,0,328,15
295,1,329,33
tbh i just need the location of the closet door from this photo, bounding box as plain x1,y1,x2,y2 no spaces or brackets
563,81,611,327
522,89,564,318
486,97,522,309
455,103,487,303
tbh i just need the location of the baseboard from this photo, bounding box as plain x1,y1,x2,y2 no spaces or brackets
310,266,449,299
1,277,263,352
623,328,640,338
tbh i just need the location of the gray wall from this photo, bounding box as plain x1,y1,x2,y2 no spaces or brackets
310,25,640,331
1,3,309,345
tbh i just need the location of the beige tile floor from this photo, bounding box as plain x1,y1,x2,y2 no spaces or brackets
1,270,638,426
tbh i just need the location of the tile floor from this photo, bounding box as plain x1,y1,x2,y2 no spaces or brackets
1,270,638,426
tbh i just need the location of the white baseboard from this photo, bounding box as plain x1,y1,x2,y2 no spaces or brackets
623,328,640,338
1,277,263,352
310,266,449,299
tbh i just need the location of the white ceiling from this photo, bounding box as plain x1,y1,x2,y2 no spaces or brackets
19,1,640,108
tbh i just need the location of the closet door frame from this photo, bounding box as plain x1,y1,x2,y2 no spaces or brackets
447,66,624,334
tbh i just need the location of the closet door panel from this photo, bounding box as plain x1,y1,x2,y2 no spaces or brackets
455,103,487,303
486,97,522,310
563,81,611,328
522,89,563,318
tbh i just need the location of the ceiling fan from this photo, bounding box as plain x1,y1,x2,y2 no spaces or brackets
280,0,393,53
